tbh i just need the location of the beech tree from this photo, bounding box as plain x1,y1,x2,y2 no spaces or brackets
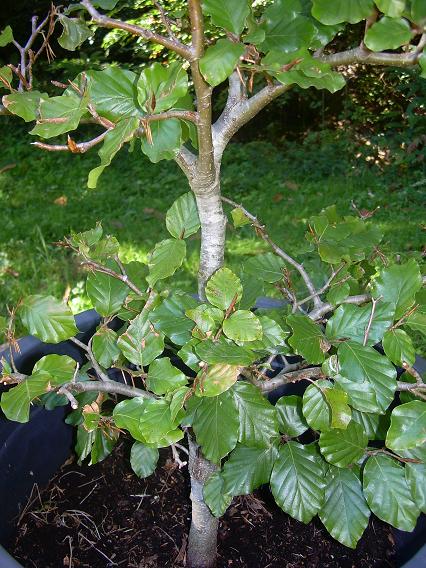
1,2,426,567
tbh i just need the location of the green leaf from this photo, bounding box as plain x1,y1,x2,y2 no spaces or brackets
337,341,397,414
383,329,415,367
403,446,426,513
326,281,350,306
232,382,279,447
75,425,94,464
302,379,333,431
90,426,118,465
249,316,289,352
271,441,326,523
0,26,13,47
222,444,279,496
147,238,186,287
287,314,329,364
20,295,78,344
137,62,188,113
192,389,239,463
375,0,406,18
261,0,315,53
352,409,390,440
86,261,129,316
307,212,382,263
1,355,75,423
30,92,88,139
411,0,426,24
196,364,240,397
143,428,183,448
141,118,182,163
326,302,395,346
150,293,196,346
0,66,12,86
205,268,243,311
363,454,420,531
222,310,262,342
231,208,251,228
319,420,367,467
58,16,92,50
405,311,426,336
202,0,250,34
276,395,309,437
195,337,257,366
2,91,47,122
373,260,422,319
170,386,190,421
319,466,370,549
88,117,139,188
0,371,52,423
113,397,146,441
92,0,120,8
204,471,232,517
324,387,352,430
386,401,426,451
146,357,187,395
186,304,223,336
86,67,139,122
244,253,285,283
33,353,77,381
166,192,200,239
117,312,165,367
200,39,245,87
91,327,120,368
130,441,159,478
239,273,264,310
312,0,374,24
364,16,412,51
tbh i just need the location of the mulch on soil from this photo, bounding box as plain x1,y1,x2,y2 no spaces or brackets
10,442,395,568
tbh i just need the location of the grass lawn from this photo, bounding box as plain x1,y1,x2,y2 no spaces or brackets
0,120,424,326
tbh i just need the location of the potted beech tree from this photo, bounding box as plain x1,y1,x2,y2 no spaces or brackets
1,1,426,567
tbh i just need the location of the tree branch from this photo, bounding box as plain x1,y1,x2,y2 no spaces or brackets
308,294,371,320
174,146,198,181
213,83,292,161
67,378,155,399
318,45,425,69
221,196,322,309
253,366,325,393
188,0,215,178
81,0,191,60
31,130,110,153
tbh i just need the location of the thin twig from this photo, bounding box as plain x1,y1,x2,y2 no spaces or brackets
293,264,346,311
363,295,381,346
251,366,324,393
70,336,110,382
222,196,322,309
57,386,79,409
81,260,144,297
32,130,111,153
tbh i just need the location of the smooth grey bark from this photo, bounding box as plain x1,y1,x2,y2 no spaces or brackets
187,435,219,568
191,176,227,299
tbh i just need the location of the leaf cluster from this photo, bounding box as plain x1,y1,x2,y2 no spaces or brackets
1,195,425,548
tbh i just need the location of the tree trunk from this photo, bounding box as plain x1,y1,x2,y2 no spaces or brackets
187,435,219,568
185,174,225,567
191,176,227,299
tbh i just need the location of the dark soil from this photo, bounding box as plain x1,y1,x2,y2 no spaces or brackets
10,442,395,568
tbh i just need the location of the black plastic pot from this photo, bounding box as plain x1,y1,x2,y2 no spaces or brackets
0,309,425,567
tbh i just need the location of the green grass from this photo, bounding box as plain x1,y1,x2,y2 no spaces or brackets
0,121,424,321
